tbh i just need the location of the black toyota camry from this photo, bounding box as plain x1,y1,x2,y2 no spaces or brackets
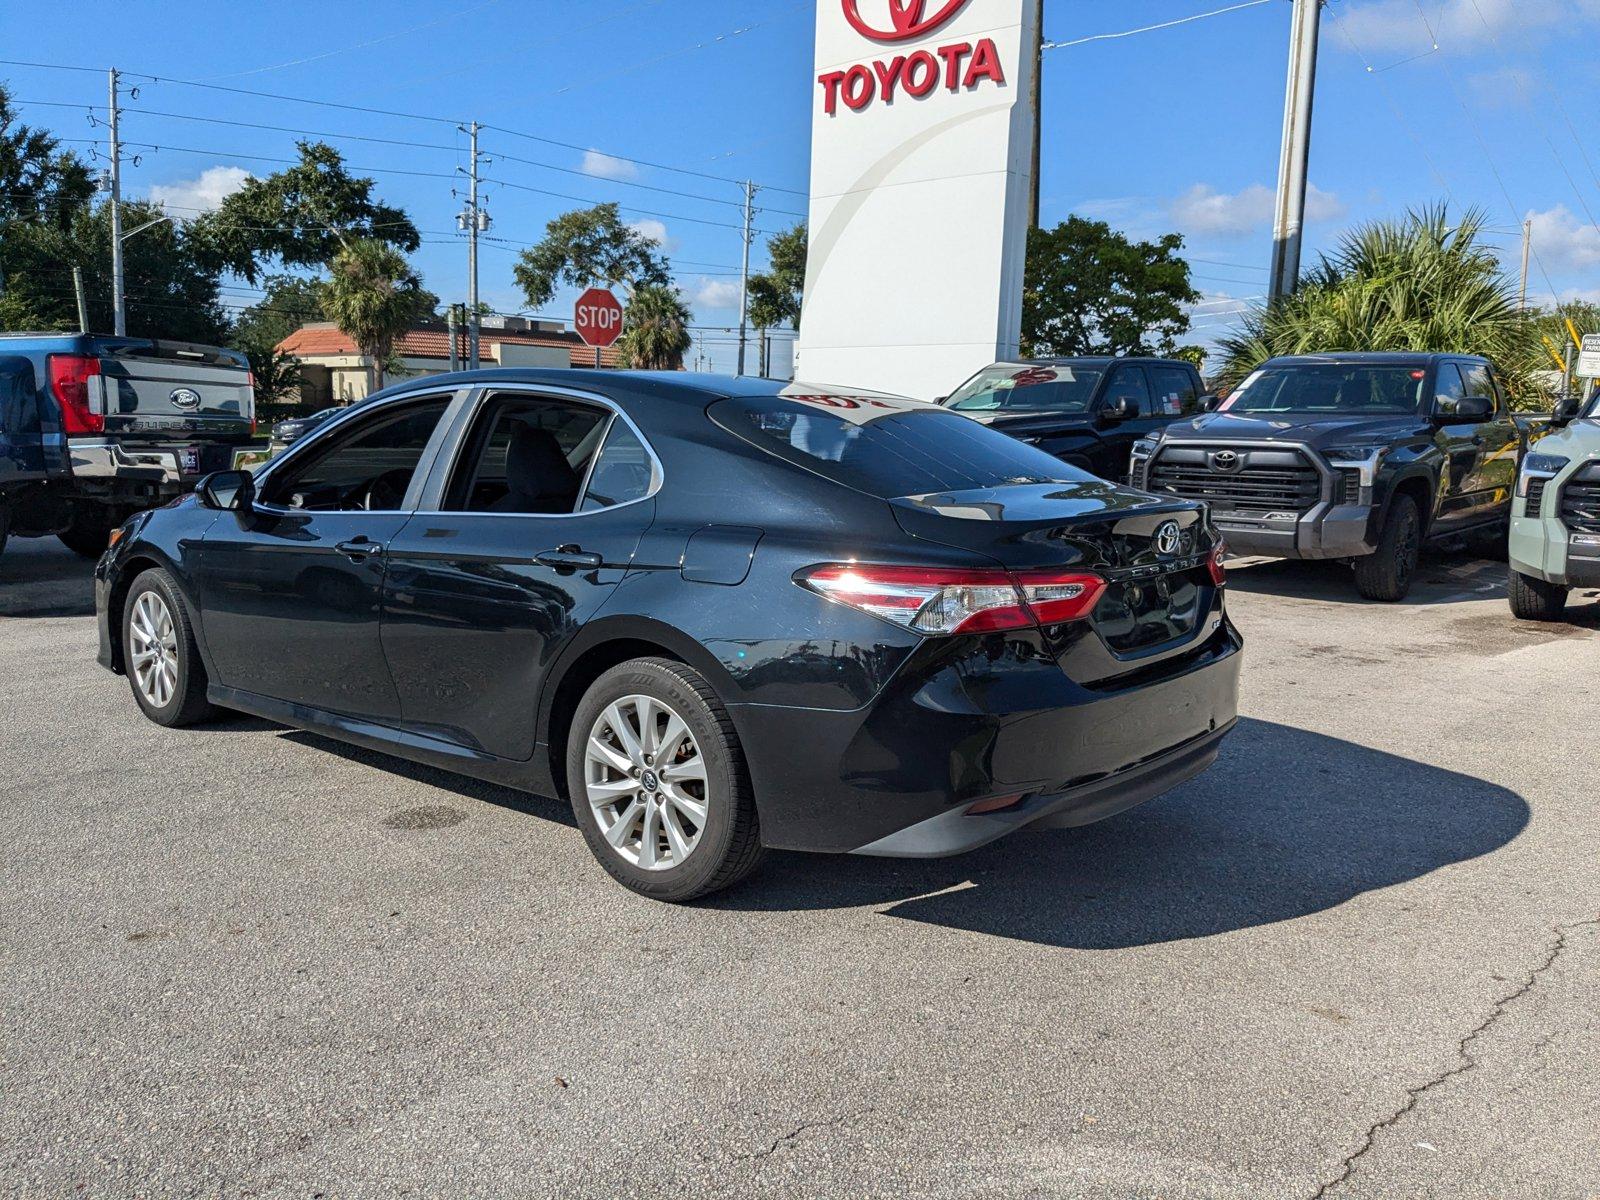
95,370,1242,901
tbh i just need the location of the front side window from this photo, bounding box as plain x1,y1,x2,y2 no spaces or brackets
1222,365,1425,415
445,394,610,514
712,390,1089,500
1149,366,1202,416
261,397,450,511
1459,363,1500,411
943,364,1105,413
1102,366,1152,416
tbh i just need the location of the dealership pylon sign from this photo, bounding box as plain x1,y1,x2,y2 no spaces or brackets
796,0,1037,399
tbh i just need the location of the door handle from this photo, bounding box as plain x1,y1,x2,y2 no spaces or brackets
536,545,604,570
335,538,384,560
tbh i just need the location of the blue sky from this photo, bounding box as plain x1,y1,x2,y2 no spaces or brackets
5,0,1600,369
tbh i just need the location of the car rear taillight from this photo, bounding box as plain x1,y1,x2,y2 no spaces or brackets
47,354,104,435
1207,540,1227,587
796,563,1106,636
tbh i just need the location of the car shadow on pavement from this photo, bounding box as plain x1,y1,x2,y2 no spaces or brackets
0,540,97,618
1223,550,1507,607
713,717,1530,950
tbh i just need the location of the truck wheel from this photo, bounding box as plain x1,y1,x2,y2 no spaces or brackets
567,657,764,902
1354,494,1421,602
1508,568,1568,621
122,568,217,727
58,510,114,558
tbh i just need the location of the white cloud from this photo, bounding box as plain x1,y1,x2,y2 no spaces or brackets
1169,182,1344,237
148,165,250,214
1335,0,1600,56
628,218,668,246
1526,205,1600,274
581,149,638,181
690,277,742,311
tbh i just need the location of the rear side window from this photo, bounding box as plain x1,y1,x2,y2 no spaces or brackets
445,394,608,514
1149,366,1202,416
710,391,1089,499
581,420,657,511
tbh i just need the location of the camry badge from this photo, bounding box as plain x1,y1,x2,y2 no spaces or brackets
1154,521,1182,556
169,387,202,411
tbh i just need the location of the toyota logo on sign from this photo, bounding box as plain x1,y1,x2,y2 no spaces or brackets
843,0,970,42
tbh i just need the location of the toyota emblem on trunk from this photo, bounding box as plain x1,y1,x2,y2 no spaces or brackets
1154,521,1181,556
1209,449,1242,473
169,387,202,411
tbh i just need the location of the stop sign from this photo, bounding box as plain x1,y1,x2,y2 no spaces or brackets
574,287,624,348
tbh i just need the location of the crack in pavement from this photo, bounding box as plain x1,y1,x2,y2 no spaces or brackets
732,1108,875,1168
1309,916,1599,1199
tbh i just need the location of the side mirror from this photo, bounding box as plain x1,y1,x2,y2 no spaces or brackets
197,469,255,511
1437,395,1494,421
1099,395,1137,423
1199,392,1223,412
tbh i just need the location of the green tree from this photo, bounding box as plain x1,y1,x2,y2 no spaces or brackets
1215,206,1537,405
1521,300,1600,397
244,345,304,403
188,142,419,284
512,203,671,310
1022,216,1200,357
231,273,327,355
0,84,93,227
617,284,692,370
321,240,424,394
747,223,806,376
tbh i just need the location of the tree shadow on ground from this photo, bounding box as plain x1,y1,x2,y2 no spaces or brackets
0,540,96,618
711,718,1529,950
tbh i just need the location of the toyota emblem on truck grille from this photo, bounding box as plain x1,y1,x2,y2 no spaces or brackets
169,387,202,412
1154,521,1181,556
1209,449,1242,473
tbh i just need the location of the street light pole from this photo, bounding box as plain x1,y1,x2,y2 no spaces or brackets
737,180,756,376
1268,0,1323,305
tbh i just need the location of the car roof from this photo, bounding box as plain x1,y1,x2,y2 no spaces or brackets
1262,351,1489,366
372,368,915,407
983,356,1194,368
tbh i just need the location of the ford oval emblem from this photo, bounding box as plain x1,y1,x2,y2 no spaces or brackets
169,387,202,411
1154,520,1182,556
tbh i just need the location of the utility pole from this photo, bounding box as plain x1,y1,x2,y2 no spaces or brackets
458,121,487,370
1519,217,1532,312
72,267,89,333
737,180,757,376
108,67,126,336
447,305,461,372
1028,0,1043,228
1268,0,1322,304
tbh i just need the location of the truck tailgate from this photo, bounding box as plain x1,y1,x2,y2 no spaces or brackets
100,342,254,443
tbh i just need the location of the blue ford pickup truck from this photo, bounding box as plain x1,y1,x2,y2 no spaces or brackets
0,333,255,561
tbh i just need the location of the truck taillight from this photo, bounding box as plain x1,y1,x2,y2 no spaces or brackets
47,354,104,435
795,563,1106,635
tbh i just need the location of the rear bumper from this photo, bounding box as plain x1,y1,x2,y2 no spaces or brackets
67,438,248,492
732,620,1243,855
1210,504,1377,560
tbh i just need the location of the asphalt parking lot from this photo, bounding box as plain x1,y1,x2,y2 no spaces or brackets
2,537,1598,1199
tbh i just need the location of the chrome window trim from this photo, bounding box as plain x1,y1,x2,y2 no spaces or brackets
418,382,665,519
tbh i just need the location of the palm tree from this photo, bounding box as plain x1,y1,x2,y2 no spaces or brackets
617,284,692,370
321,239,424,393
1215,206,1537,404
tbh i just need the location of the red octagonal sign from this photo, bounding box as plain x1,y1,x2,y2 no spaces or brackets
574,287,624,348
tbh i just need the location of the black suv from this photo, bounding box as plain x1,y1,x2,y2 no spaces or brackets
1131,352,1523,601
938,357,1211,482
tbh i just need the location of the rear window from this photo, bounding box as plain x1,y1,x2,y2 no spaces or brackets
710,390,1090,499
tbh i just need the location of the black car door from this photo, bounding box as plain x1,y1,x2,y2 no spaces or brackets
378,388,656,761
193,394,454,717
1460,361,1519,517
1429,363,1480,529
1089,364,1163,480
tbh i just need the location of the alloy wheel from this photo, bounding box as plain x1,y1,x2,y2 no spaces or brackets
129,590,179,709
584,694,709,871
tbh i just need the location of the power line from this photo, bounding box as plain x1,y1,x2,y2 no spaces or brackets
1042,0,1274,51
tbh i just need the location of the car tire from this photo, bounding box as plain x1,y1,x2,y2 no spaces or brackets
122,567,217,727
59,510,114,558
1508,567,1569,621
566,656,763,902
1354,494,1421,602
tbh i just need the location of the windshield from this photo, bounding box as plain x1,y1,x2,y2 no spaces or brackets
943,364,1105,413
1221,364,1426,415
711,390,1090,499
1582,391,1600,419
